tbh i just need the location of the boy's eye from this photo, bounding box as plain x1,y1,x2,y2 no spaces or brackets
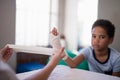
100,35,105,39
92,35,96,38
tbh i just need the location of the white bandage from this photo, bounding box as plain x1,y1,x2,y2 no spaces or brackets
49,33,61,52
7,44,54,56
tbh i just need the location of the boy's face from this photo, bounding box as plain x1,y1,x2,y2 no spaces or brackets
91,26,113,51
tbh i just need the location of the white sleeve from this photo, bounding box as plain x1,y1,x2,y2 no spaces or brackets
0,61,18,80
79,47,91,60
80,46,93,60
113,56,120,72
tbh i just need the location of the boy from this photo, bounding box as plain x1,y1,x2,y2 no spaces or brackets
50,19,120,77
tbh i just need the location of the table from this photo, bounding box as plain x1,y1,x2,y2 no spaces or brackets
16,65,120,80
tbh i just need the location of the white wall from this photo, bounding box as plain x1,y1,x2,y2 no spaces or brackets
98,0,120,52
64,0,79,50
58,0,65,34
0,0,16,70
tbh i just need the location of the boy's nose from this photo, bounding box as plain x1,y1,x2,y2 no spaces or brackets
94,38,99,43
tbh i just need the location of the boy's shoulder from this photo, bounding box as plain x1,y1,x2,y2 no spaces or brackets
109,47,120,58
110,47,120,54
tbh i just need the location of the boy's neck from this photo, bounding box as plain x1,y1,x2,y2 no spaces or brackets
93,48,110,63
94,48,109,56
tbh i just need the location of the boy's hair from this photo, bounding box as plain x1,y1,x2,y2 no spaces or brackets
92,19,115,38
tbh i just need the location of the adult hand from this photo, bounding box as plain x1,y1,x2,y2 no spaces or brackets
50,47,65,63
0,46,13,62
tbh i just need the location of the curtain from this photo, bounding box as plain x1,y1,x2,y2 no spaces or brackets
16,0,50,46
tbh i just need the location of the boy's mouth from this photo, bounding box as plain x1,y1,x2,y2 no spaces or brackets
93,45,100,48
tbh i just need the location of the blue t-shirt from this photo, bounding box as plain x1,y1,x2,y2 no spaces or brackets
80,46,120,75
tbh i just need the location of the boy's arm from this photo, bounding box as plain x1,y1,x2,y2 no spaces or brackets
112,72,120,77
63,53,85,68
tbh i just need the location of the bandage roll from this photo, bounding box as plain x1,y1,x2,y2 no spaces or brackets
7,44,54,56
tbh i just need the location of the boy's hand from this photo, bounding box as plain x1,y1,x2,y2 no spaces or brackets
0,46,13,62
49,27,61,52
50,27,59,36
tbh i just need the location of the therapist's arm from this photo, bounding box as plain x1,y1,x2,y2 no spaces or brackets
24,47,64,80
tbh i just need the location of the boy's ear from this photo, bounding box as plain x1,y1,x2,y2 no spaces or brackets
109,37,114,44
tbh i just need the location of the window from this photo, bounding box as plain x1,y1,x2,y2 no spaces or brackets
16,0,50,46
77,0,98,47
